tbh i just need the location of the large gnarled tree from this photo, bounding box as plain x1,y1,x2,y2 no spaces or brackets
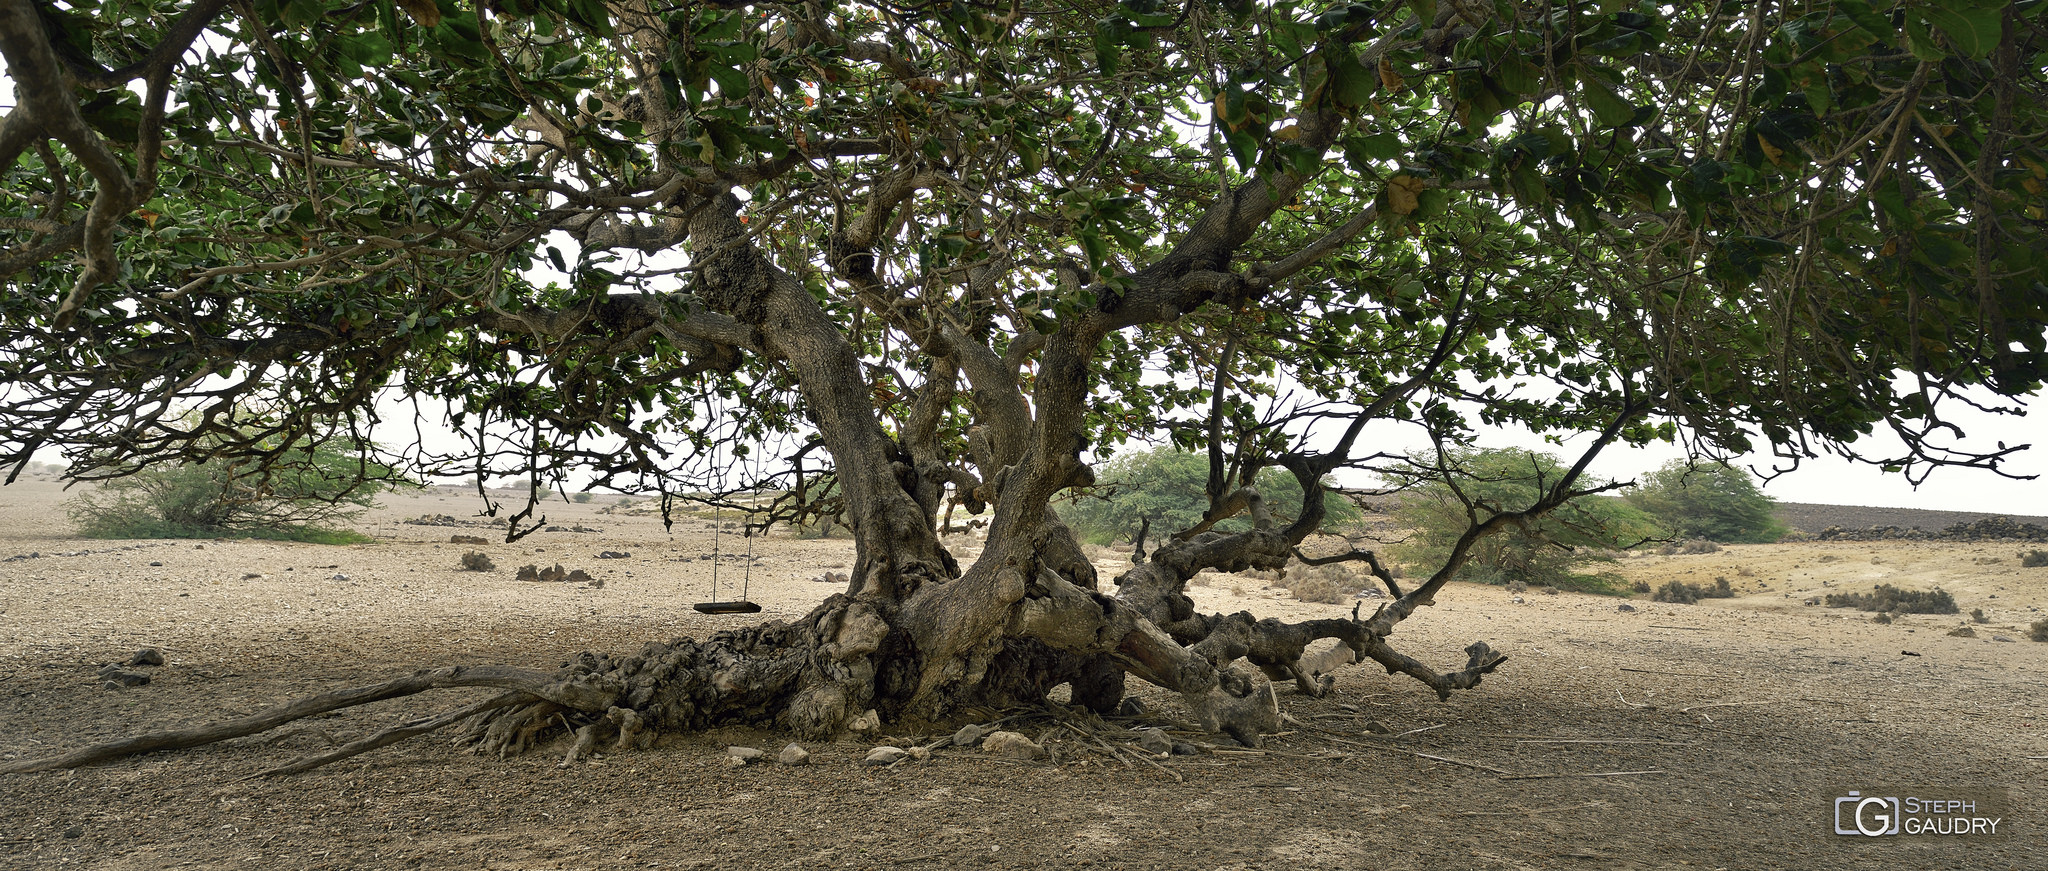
2,0,2043,771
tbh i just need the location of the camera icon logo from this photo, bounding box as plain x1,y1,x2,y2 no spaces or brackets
1835,792,1902,836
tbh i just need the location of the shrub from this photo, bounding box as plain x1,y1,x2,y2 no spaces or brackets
1625,461,1788,543
1656,539,1722,555
1971,608,1989,624
2030,619,2048,642
2021,550,2048,568
572,491,594,504
1652,578,1736,604
459,551,495,571
1276,563,1357,604
1059,447,1364,546
1392,448,1660,595
67,443,393,543
1823,584,1959,614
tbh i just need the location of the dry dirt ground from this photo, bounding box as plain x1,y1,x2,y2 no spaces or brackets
2,478,2045,870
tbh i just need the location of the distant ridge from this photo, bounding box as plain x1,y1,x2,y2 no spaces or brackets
1775,502,2048,535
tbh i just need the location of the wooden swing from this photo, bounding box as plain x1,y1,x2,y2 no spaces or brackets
694,440,762,614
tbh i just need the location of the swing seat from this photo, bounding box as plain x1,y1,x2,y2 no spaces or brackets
693,600,762,614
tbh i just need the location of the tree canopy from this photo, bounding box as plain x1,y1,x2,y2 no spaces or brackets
1059,446,1363,545
1625,459,1788,543
3,0,2047,765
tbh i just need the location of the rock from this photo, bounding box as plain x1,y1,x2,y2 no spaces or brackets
1947,626,1977,637
63,825,83,839
848,709,881,735
1993,635,2016,642
726,746,765,764
777,743,811,766
597,551,631,559
864,746,909,766
586,578,605,589
951,723,988,747
1363,719,1392,734
241,572,264,580
721,755,748,768
459,551,495,571
1115,697,1148,717
1135,728,1173,755
450,535,489,545
981,731,1044,761
99,669,150,688
1510,596,1525,604
128,648,165,667
148,561,163,567
907,746,932,761
566,569,594,583
330,573,350,581
1171,742,1201,756
1617,604,1636,612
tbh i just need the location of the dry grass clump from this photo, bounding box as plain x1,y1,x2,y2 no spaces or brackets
2021,550,2048,568
2028,618,2048,642
1652,577,1734,604
1823,584,1958,615
1657,539,1722,555
458,551,495,571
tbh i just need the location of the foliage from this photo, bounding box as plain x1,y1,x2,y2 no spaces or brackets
1626,462,1787,544
2022,550,2048,568
1392,448,1660,594
66,447,387,543
1822,584,1960,614
571,492,593,504
2031,619,2048,642
1651,577,1734,604
1060,448,1362,545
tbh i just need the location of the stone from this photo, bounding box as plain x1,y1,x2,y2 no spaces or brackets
1363,719,1392,734
1993,635,2016,642
950,723,988,747
128,648,164,667
907,746,931,761
1947,626,1977,638
864,746,909,766
981,731,1044,761
1617,604,1636,612
726,746,765,764
1115,697,1148,717
242,572,264,580
1171,742,1201,756
777,743,811,766
597,551,631,559
1135,728,1173,755
721,755,748,768
848,709,881,735
99,669,150,688
148,561,163,567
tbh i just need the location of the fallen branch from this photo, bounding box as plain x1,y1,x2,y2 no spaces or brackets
251,691,531,777
1514,738,1692,746
1619,667,1715,677
1679,701,1767,713
1459,800,1609,817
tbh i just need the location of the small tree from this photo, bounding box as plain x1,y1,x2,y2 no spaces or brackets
1060,447,1363,546
1625,461,1787,544
1394,448,1660,594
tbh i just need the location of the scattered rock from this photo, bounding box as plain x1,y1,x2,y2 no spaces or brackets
566,569,594,583
864,746,909,766
1363,719,1392,734
1171,742,1201,756
1993,635,2016,642
981,731,1044,761
241,572,264,580
450,535,489,545
459,551,495,571
725,746,765,764
721,755,748,769
1115,697,1148,718
597,551,631,559
148,561,163,567
1617,604,1636,612
1510,596,1525,604
777,744,811,766
516,563,588,583
951,723,988,747
586,578,605,589
814,571,851,584
907,746,932,761
63,825,83,839
1900,650,1921,656
1947,626,1978,638
1541,585,1559,595
128,648,164,667
1135,728,1173,755
330,573,350,581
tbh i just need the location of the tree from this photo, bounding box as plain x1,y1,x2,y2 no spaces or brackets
1625,461,1788,544
1060,447,1363,545
2,0,2045,774
1391,448,1660,593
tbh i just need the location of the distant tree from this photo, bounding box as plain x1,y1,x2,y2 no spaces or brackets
67,437,398,542
1394,448,1661,593
1625,461,1788,544
1060,447,1363,545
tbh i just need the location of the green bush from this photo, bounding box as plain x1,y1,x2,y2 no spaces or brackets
2021,550,2048,568
1059,447,1364,546
572,491,594,504
2030,619,2048,642
1822,584,1959,615
1651,577,1735,604
1392,448,1661,595
1626,461,1787,543
67,445,395,543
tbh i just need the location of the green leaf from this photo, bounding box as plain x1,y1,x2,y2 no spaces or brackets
1093,20,1123,77
1835,0,1896,41
1922,4,2003,59
1582,77,1636,128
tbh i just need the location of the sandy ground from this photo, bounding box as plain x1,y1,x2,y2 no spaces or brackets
0,478,2044,870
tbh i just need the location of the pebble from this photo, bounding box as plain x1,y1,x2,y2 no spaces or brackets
128,648,165,667
1617,604,1636,612
981,731,1044,761
848,709,881,735
725,746,764,764
864,746,909,766
1171,742,1201,756
907,746,931,761
1993,635,2016,642
777,744,811,766
1363,719,1392,734
1116,697,1148,717
99,669,150,688
148,561,163,567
